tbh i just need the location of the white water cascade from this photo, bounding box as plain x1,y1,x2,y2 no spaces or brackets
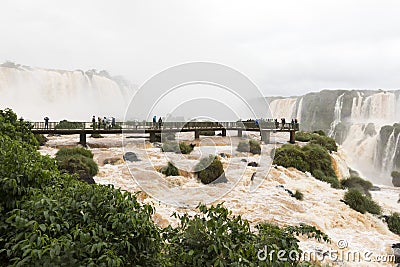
0,65,135,121
269,98,298,120
328,93,345,137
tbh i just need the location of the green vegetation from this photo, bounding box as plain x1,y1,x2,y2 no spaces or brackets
160,162,179,176
343,189,381,215
384,213,400,235
237,139,261,154
293,190,304,201
90,133,103,138
154,132,176,142
392,171,400,187
295,131,337,152
199,130,215,136
194,155,225,184
55,147,98,183
274,143,340,188
161,141,194,154
55,119,84,129
341,176,373,196
0,108,332,266
163,204,330,266
34,133,48,146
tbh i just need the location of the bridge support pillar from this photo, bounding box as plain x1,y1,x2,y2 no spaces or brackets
289,131,296,144
194,130,200,140
261,130,270,144
149,132,156,143
238,129,242,137
79,132,87,147
221,129,226,137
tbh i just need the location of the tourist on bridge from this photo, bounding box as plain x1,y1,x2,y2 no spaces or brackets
158,117,163,129
92,116,96,130
111,117,116,128
98,117,102,130
274,119,279,129
153,115,157,129
44,116,49,129
102,117,107,130
291,119,295,129
281,118,285,129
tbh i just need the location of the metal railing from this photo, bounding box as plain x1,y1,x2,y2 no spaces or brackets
31,121,299,131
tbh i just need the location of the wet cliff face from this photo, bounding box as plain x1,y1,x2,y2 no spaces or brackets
268,89,400,185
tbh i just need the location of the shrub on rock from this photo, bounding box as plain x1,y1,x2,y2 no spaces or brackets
237,139,261,154
160,162,179,176
195,155,226,184
343,188,381,215
392,171,400,187
55,147,98,184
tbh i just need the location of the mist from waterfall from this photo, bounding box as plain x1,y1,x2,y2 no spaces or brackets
0,65,135,121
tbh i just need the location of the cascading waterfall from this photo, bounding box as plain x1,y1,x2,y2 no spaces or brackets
0,64,135,121
267,90,400,185
328,93,345,137
269,98,298,120
381,129,396,172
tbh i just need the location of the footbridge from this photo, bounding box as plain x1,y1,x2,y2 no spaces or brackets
31,121,299,147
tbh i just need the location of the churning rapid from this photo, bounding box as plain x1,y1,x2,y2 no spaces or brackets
0,62,135,121
268,90,400,185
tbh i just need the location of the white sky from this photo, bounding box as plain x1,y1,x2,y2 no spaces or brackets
1,0,400,96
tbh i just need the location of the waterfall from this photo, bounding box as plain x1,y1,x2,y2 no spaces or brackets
295,97,303,121
0,65,135,121
381,129,396,172
328,93,345,137
269,98,298,120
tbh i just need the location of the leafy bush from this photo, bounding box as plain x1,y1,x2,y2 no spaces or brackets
274,144,339,188
161,162,179,176
237,139,261,154
384,213,400,235
34,133,48,146
313,130,326,136
0,108,38,147
179,142,194,154
194,155,225,184
56,147,94,159
2,181,162,266
293,190,304,200
163,204,329,266
295,131,337,152
55,120,84,129
343,189,381,215
295,131,314,142
273,144,310,172
55,147,98,183
341,176,373,196
392,171,400,187
162,141,194,154
309,134,338,152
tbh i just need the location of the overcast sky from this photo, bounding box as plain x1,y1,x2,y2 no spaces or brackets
1,0,400,96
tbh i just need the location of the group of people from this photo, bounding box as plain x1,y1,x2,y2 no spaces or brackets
249,118,299,130
92,116,116,130
152,115,163,129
